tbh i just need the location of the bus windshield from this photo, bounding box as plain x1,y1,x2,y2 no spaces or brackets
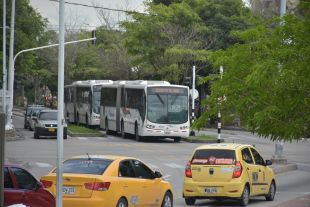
93,86,101,114
147,87,188,124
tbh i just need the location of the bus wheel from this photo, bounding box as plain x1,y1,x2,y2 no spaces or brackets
135,124,142,142
77,113,80,125
105,118,110,135
121,121,126,138
85,114,89,128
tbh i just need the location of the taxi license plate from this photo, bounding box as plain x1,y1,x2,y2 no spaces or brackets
63,186,76,195
48,128,55,132
205,187,217,194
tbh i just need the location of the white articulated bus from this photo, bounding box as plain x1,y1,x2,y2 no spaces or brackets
64,80,113,127
100,80,190,142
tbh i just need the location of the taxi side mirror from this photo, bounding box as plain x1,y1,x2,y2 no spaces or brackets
265,160,272,166
154,171,162,178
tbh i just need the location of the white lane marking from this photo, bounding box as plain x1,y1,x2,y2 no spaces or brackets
35,162,53,168
77,137,88,140
96,137,105,140
164,163,184,169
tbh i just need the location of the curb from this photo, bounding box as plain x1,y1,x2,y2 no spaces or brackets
181,137,224,143
272,163,298,174
68,130,106,137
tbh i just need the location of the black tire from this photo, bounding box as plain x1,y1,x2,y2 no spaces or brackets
76,113,80,126
135,124,142,142
121,121,126,138
85,114,89,128
24,123,27,129
105,118,110,135
161,191,173,207
34,131,39,139
240,185,250,206
185,198,195,205
63,132,67,140
116,197,127,207
174,137,181,143
265,181,276,201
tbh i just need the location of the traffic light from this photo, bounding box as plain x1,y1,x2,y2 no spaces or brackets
184,77,192,86
91,30,96,44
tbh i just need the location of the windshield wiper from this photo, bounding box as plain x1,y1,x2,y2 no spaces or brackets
155,93,164,105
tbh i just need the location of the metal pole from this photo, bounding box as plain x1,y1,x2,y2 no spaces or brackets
56,0,65,206
2,0,7,116
7,0,15,128
0,113,5,207
217,65,224,143
190,66,196,136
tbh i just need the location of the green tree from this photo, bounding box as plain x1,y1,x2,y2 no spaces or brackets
195,11,310,141
122,0,252,83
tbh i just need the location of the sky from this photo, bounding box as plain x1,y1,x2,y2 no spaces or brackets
29,0,147,30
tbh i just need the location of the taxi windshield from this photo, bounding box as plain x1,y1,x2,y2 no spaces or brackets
59,158,113,175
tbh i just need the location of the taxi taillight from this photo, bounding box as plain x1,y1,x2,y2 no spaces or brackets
232,161,243,178
185,161,192,178
40,179,53,188
84,182,111,191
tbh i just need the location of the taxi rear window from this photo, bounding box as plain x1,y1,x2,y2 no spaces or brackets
192,149,236,165
55,158,113,175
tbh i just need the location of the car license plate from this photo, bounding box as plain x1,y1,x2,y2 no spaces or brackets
205,187,217,194
165,131,170,134
48,128,55,132
63,186,76,195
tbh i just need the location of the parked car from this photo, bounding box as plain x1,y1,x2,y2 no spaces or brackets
182,143,276,206
33,109,67,139
23,105,44,129
4,164,55,207
28,106,48,131
41,155,173,207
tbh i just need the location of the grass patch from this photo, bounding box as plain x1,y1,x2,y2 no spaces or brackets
68,124,100,134
188,135,217,141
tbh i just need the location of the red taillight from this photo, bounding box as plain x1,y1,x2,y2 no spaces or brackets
40,179,53,188
185,161,192,178
84,182,111,191
232,161,243,178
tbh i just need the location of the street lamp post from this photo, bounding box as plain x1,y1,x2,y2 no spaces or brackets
7,0,16,129
2,0,7,115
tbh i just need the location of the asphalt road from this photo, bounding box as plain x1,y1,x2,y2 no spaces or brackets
5,114,310,207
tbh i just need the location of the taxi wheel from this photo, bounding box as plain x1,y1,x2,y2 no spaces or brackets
240,185,250,206
185,198,195,205
174,137,181,143
116,197,128,207
161,192,173,207
265,181,276,201
34,131,39,139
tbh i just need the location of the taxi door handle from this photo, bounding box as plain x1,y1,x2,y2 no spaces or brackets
143,186,148,188
123,185,128,188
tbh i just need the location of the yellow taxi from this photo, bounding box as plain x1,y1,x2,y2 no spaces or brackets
182,143,276,206
40,155,173,207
